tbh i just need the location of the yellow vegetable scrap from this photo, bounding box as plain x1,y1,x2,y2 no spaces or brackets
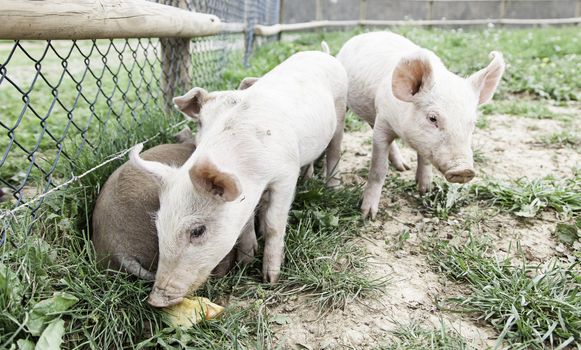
163,297,225,327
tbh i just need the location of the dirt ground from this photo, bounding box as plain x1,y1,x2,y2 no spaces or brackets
259,107,579,349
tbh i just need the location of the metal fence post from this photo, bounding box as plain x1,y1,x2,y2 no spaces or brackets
160,0,192,113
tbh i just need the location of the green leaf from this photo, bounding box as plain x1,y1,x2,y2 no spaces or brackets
555,223,580,246
27,292,79,336
270,314,291,325
35,319,65,350
0,263,24,304
515,203,540,218
16,339,35,350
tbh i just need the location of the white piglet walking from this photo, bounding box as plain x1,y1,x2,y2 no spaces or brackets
337,32,505,219
131,45,347,307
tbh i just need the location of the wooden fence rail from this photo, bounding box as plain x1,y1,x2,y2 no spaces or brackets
0,0,224,40
254,16,581,36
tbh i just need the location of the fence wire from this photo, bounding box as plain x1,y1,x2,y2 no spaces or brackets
0,0,280,246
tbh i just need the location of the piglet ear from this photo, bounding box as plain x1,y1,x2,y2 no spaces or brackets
392,50,434,103
238,77,259,90
468,51,505,105
130,143,175,182
189,159,241,202
173,87,210,120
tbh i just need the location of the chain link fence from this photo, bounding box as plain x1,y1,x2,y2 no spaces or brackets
0,0,280,246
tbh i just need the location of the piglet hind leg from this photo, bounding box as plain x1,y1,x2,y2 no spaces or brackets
236,217,258,265
261,175,298,284
361,120,396,220
416,154,433,195
325,101,346,188
388,142,410,172
119,256,155,281
301,163,315,180
212,249,237,277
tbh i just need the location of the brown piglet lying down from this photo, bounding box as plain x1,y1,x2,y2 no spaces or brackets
92,140,257,281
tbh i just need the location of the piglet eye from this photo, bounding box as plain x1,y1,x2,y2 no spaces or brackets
190,226,206,240
427,114,438,127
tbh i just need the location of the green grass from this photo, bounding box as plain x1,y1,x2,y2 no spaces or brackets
538,130,581,148
471,174,581,218
481,99,572,121
384,172,581,220
224,27,581,102
425,237,581,349
383,320,474,350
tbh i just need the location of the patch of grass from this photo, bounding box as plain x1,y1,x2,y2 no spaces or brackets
476,114,490,129
471,174,581,217
227,27,581,102
384,172,581,219
136,302,275,349
384,320,474,350
481,100,569,121
279,178,387,309
397,26,581,101
1,115,196,348
345,110,367,132
425,237,581,349
538,130,581,148
473,149,488,165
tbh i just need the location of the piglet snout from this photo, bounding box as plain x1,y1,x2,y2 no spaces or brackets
444,167,475,184
148,286,184,308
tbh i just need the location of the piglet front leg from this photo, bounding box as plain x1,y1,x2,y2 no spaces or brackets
361,119,396,219
325,100,346,188
416,154,433,195
261,174,298,284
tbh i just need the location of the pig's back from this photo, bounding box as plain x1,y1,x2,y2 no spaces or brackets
247,51,347,165
337,32,420,124
91,143,195,274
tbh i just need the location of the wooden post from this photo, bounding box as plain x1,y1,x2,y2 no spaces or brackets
426,0,434,21
161,0,192,114
277,0,285,41
499,0,507,24
359,0,367,23
316,0,323,33
576,0,581,21
316,0,323,21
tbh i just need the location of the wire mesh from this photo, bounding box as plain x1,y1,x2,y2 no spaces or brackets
0,0,281,246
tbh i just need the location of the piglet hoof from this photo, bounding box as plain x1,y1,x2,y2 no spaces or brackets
326,177,341,189
417,184,432,196
393,161,411,172
361,199,379,220
263,267,280,284
416,175,433,196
